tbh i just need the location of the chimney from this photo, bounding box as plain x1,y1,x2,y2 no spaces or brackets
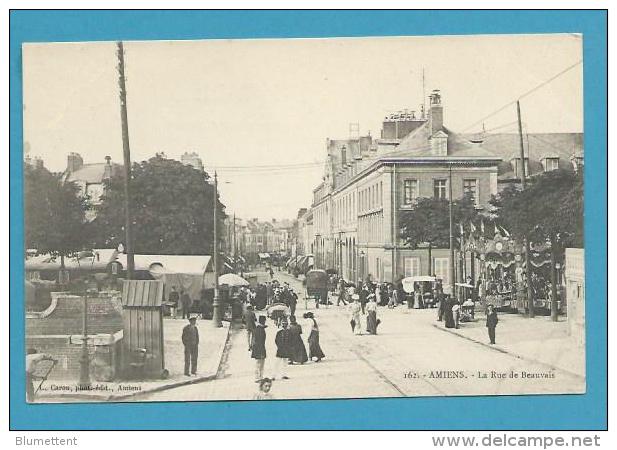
428,90,443,135
66,152,83,173
103,155,112,179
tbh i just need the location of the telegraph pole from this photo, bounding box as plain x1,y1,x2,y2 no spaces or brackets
212,172,222,327
448,164,456,298
117,41,135,279
517,100,535,318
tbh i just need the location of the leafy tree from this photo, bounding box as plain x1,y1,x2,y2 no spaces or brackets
89,155,226,255
399,194,478,275
24,163,88,267
490,169,583,320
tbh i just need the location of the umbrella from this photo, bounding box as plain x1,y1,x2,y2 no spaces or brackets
218,273,249,287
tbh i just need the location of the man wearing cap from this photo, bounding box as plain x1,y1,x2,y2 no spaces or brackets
182,316,199,376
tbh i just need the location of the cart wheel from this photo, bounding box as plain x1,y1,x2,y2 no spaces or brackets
161,369,170,380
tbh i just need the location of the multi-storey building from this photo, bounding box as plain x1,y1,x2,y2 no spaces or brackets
306,91,583,291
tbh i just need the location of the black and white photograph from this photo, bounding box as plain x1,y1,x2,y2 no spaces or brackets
22,34,585,404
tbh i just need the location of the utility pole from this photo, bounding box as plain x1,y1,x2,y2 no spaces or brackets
211,172,222,327
448,164,456,298
517,100,535,318
233,213,237,259
117,41,134,279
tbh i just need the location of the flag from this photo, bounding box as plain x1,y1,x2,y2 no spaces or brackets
470,221,477,233
480,219,485,235
459,222,464,237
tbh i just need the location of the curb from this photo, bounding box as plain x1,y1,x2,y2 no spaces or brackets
431,323,585,380
36,322,233,403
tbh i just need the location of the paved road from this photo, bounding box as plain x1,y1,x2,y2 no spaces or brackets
140,270,584,402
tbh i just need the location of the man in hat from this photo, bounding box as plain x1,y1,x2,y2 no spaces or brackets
486,305,499,344
251,315,268,382
180,289,193,320
274,317,291,380
243,304,257,351
182,316,199,376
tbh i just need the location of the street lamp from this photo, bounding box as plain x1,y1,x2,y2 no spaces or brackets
78,276,98,388
210,172,222,328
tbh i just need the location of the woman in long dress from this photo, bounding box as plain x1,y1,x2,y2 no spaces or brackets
288,315,308,364
444,296,456,328
366,296,380,335
349,295,363,335
304,312,326,362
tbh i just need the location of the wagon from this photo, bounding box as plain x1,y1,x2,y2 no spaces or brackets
305,269,329,309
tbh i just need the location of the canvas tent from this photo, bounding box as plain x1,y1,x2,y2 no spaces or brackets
111,254,214,300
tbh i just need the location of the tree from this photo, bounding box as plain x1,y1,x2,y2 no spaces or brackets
399,194,478,275
89,155,226,255
24,163,88,267
490,170,583,321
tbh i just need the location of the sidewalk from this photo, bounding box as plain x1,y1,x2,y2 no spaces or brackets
35,318,231,402
433,311,585,379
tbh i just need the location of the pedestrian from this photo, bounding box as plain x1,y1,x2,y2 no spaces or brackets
168,286,179,319
414,288,422,310
486,304,499,344
359,284,369,314
304,312,325,362
243,304,257,351
444,295,456,328
182,316,199,376
387,284,396,308
269,267,274,279
349,294,363,335
288,290,298,317
288,315,308,364
252,377,274,400
180,289,192,319
26,348,54,402
437,290,445,321
336,278,347,306
452,299,461,329
274,317,292,380
252,315,268,382
366,296,380,335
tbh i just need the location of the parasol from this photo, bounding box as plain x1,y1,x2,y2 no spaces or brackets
218,273,249,287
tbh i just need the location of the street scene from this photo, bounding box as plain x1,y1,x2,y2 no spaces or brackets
22,34,585,404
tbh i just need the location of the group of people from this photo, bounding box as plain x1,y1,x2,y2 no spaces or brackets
242,304,326,387
237,280,299,313
166,285,214,320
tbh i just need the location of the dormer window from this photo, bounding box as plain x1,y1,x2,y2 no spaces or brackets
430,131,448,156
570,153,584,173
541,156,560,172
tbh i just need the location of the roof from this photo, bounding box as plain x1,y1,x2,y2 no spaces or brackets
25,249,118,271
460,133,583,179
384,122,501,160
112,254,212,274
64,163,122,184
121,279,165,307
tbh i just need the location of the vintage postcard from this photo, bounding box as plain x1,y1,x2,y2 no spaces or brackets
22,34,585,404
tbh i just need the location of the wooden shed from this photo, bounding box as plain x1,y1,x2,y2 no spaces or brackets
121,279,166,378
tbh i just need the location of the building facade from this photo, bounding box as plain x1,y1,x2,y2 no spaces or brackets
304,91,583,290
308,91,503,290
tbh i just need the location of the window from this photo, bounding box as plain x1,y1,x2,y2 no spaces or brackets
434,179,447,199
403,179,419,205
404,257,420,277
544,157,559,172
434,257,449,288
462,179,478,205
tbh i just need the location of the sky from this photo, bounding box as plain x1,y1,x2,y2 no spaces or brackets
22,34,583,220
